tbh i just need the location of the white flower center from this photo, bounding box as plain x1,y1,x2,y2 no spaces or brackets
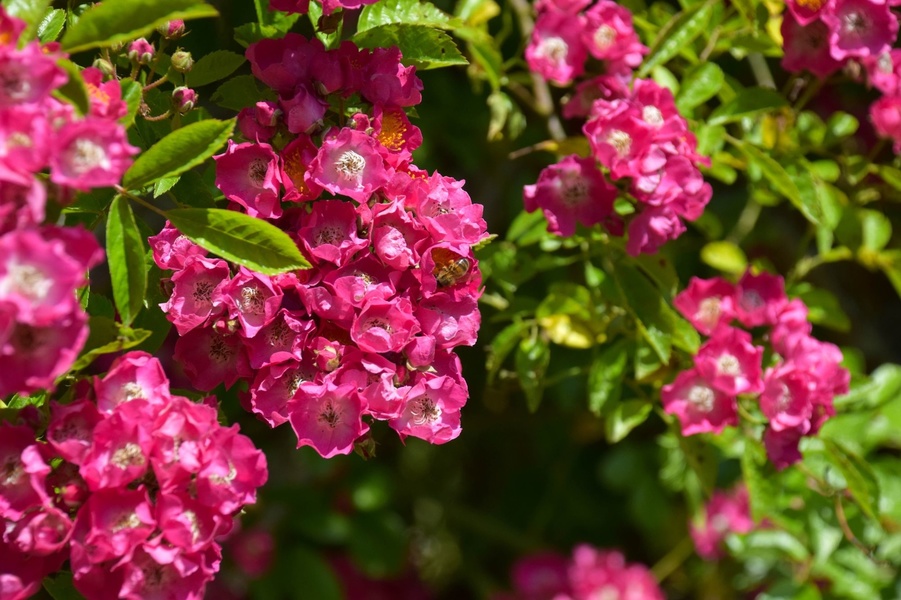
606,129,632,157
642,105,664,127
717,353,741,376
64,138,110,176
696,297,721,329
687,384,715,412
1,262,52,303
538,36,569,62
593,25,617,50
335,150,366,179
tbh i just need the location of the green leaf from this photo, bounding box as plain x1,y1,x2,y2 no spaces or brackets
119,79,143,127
285,546,343,600
860,209,892,252
823,439,881,522
834,363,901,411
588,340,629,415
353,24,467,70
486,321,526,384
792,284,851,332
43,572,81,600
70,319,151,372
456,26,504,91
612,262,678,364
701,240,747,274
708,87,788,126
187,50,247,88
738,530,811,561
741,437,777,523
3,0,52,40
211,75,276,111
358,0,460,31
348,511,407,578
604,399,653,443
37,8,66,42
637,0,714,77
165,208,311,275
106,196,147,326
676,62,724,112
61,0,218,54
737,141,802,208
515,335,550,412
53,59,90,116
123,119,234,190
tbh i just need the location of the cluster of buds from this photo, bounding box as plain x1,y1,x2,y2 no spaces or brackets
0,352,267,600
152,34,489,459
663,271,850,468
0,7,137,399
495,545,664,600
522,0,711,255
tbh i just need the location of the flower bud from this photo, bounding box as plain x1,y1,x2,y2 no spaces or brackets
127,38,154,64
172,86,197,114
170,49,194,73
92,58,116,78
157,19,186,39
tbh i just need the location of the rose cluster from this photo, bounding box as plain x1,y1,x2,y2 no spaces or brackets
662,271,850,469
522,0,712,255
495,545,664,600
0,351,267,600
0,7,137,399
152,34,489,459
690,484,754,561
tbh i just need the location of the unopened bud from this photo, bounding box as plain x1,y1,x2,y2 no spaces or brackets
157,19,186,39
92,58,116,78
172,86,197,114
170,49,194,73
127,38,154,65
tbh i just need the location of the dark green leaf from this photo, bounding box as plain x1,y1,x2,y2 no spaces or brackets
285,546,343,600
37,8,66,42
71,318,151,371
588,340,629,415
187,50,247,88
637,0,714,77
676,62,724,112
487,321,526,384
358,0,460,31
123,119,234,190
43,572,81,600
61,0,218,53
165,208,312,275
348,512,406,578
353,24,467,70
211,75,276,111
708,87,788,126
106,196,147,326
741,437,776,523
515,335,550,412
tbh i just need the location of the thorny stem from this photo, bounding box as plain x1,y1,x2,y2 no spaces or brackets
726,198,762,245
834,495,876,558
115,187,168,218
505,0,566,142
143,109,172,122
143,74,169,92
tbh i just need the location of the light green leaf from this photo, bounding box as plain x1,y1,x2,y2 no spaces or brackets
708,87,788,126
187,50,246,88
3,0,52,40
487,321,526,384
53,59,90,116
860,209,892,252
70,319,152,372
741,437,777,523
119,79,143,127
123,119,233,190
165,208,312,275
676,62,725,112
792,283,851,332
62,0,218,53
455,26,504,91
834,364,901,411
824,439,881,522
588,340,629,415
736,141,802,209
358,0,460,31
637,0,714,77
353,24,467,70
106,196,147,326
604,399,653,443
701,240,747,274
37,8,66,42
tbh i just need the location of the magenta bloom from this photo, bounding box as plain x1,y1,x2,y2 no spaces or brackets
160,257,230,335
781,15,843,78
661,368,737,435
308,127,390,202
695,326,764,396
690,485,754,560
823,0,898,60
871,94,901,150
523,154,618,237
351,297,420,353
567,545,665,600
763,425,805,469
582,0,647,74
390,374,467,444
288,382,368,458
786,0,828,25
50,117,137,190
214,140,283,218
525,9,588,85
360,46,423,107
148,221,207,270
0,42,66,106
93,350,172,413
674,276,737,335
734,270,787,327
297,198,369,266
173,327,252,391
625,205,685,255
